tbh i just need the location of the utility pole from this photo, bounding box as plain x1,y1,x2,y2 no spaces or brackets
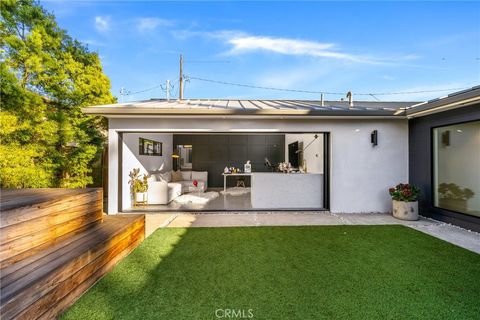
179,54,184,100
166,79,170,101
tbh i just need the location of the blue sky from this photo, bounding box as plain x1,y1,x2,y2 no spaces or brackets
43,1,480,102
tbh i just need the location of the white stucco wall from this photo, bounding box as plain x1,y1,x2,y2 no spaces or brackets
107,117,408,214
121,133,173,209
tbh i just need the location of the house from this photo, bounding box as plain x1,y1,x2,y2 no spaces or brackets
82,86,480,231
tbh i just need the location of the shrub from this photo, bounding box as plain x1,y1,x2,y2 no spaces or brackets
389,183,420,202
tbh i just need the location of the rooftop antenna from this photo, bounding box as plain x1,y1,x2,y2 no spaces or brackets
179,54,184,100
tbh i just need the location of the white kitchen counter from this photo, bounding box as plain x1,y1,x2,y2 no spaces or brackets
251,172,323,209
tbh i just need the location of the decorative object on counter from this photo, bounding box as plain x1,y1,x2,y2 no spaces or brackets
438,183,475,213
301,159,308,173
277,162,293,173
224,166,230,174
128,168,149,207
389,183,420,221
244,160,252,173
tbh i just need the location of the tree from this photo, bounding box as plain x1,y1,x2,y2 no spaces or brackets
0,0,115,188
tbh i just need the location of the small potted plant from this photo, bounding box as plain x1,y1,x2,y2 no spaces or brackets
128,168,149,206
438,183,474,212
389,183,420,221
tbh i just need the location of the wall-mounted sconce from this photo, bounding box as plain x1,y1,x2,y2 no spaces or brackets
371,130,378,146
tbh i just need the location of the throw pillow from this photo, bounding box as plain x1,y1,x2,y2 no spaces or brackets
156,172,172,183
171,170,183,182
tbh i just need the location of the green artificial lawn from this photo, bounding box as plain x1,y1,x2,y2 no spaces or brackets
62,225,480,319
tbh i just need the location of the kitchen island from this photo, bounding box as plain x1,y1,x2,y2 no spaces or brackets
251,172,323,209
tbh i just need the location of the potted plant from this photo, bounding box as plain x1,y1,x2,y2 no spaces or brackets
128,168,149,206
438,183,474,212
389,183,420,221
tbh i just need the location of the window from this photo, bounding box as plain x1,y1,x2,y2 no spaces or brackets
433,120,480,217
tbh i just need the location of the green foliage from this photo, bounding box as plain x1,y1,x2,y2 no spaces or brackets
128,168,149,194
0,0,115,188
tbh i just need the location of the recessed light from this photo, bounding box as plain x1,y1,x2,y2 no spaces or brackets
355,129,360,132
457,129,463,133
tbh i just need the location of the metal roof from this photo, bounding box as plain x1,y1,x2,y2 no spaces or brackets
82,99,418,118
81,86,479,118
405,85,480,118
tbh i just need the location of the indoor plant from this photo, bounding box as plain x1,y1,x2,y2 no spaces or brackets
389,183,420,220
438,183,474,213
128,168,149,205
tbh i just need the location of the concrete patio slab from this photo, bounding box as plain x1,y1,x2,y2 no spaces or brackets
155,211,480,254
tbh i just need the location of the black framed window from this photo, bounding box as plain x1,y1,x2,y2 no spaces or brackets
432,120,480,217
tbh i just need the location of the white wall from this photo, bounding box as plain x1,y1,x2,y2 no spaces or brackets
285,134,324,173
107,117,408,214
122,133,173,209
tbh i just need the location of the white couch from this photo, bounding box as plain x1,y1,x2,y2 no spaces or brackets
147,171,208,205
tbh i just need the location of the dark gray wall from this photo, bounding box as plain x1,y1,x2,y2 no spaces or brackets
409,104,480,231
173,134,285,187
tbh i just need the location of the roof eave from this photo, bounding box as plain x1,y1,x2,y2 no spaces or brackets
406,87,480,118
81,107,403,118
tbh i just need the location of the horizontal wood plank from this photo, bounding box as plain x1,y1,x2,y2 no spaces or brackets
1,215,145,315
0,201,102,243
0,211,102,262
13,225,144,320
0,187,145,320
1,189,102,228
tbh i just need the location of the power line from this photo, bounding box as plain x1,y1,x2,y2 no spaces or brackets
187,75,469,96
186,76,345,95
126,84,162,96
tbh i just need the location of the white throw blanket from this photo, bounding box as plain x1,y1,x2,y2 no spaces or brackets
174,191,219,204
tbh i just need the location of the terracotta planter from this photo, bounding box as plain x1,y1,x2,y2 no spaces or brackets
392,200,419,221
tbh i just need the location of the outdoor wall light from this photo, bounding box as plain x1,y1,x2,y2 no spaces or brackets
371,130,378,146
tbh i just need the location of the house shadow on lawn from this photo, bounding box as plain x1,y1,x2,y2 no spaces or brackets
62,225,480,320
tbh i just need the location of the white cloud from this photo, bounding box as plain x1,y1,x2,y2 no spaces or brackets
382,75,396,81
137,17,174,32
94,16,110,32
227,35,353,59
173,30,418,65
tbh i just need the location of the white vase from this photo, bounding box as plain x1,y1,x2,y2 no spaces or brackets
392,200,419,221
135,192,146,202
